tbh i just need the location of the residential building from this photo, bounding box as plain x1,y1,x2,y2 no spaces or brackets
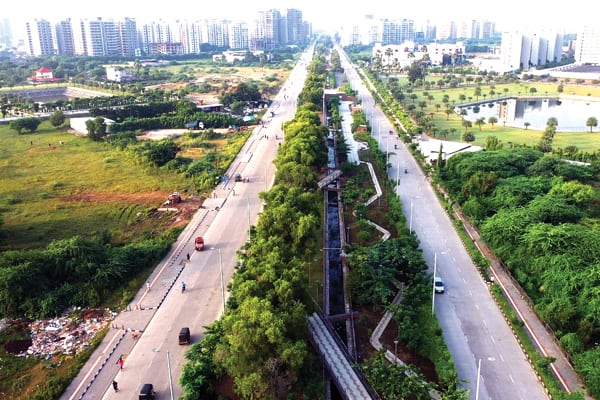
575,26,600,64
55,19,75,56
26,19,54,56
500,30,564,71
228,22,249,50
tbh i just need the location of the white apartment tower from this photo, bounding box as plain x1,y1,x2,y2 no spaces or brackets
285,8,304,44
500,30,563,71
117,18,138,56
258,9,281,50
26,19,54,56
228,22,249,50
55,19,75,56
381,19,415,45
177,20,203,54
575,26,600,64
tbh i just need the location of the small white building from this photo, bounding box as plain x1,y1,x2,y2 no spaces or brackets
105,66,134,83
70,117,114,135
417,138,482,164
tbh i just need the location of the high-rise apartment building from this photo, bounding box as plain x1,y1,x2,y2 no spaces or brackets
26,19,55,56
500,30,563,71
285,8,304,44
257,9,281,50
381,19,415,45
117,18,138,56
21,8,306,57
575,26,600,64
228,22,249,50
55,19,75,56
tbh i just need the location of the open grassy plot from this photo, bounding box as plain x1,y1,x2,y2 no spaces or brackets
0,122,193,250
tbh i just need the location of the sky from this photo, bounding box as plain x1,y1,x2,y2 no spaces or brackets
3,0,593,35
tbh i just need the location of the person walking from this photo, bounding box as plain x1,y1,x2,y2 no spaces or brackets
116,355,124,369
112,380,119,392
186,253,190,262
146,281,150,291
181,281,186,293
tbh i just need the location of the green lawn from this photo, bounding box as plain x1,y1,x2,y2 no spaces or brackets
405,80,600,153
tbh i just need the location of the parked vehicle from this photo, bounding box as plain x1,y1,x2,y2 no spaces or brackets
138,383,156,400
195,236,205,251
179,327,191,345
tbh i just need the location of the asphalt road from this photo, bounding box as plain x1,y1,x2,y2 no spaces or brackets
336,44,549,400
59,47,314,400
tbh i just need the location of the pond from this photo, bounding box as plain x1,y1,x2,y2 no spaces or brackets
458,98,600,132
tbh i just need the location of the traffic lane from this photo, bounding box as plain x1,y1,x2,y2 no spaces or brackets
406,191,547,399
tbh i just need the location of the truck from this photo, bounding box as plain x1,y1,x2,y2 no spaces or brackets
184,120,204,130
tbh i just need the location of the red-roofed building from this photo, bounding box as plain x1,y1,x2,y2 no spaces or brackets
29,67,60,83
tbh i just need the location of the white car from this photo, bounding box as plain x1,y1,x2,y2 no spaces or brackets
434,276,445,294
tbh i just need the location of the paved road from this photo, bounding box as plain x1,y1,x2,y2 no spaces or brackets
336,45,550,400
60,46,314,400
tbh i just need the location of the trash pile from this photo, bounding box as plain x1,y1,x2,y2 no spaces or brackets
21,308,115,357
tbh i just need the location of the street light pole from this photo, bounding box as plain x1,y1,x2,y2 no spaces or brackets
393,340,398,360
475,358,482,400
409,200,413,233
218,249,225,314
432,253,437,315
396,156,400,189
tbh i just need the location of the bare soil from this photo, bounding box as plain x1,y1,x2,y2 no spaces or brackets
62,191,205,230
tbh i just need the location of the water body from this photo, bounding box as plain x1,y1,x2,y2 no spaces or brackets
459,98,600,132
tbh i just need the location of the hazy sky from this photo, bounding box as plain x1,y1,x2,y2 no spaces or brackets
4,0,592,34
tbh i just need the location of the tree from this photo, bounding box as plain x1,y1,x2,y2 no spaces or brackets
9,117,42,134
488,116,498,128
49,110,66,127
524,122,531,130
475,117,485,131
85,117,107,141
585,116,598,132
461,119,472,133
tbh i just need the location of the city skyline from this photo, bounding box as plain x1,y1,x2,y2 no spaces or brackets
3,0,594,35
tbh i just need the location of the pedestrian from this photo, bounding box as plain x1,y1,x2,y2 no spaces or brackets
112,380,119,392
146,281,150,291
232,189,236,196
186,253,190,261
117,355,124,369
181,281,186,293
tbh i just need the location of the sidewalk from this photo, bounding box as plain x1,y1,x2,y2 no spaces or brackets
455,207,591,399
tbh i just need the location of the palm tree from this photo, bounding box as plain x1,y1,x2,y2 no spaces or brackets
586,116,598,132
488,116,498,128
462,119,472,133
524,122,531,130
475,117,486,131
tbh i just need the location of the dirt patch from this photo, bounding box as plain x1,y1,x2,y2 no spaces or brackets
62,191,205,230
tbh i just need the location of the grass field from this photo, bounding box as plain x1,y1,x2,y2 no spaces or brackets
0,122,196,250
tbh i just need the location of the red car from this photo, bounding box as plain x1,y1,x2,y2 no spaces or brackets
195,237,205,251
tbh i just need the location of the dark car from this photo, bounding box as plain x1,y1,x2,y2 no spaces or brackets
179,327,191,345
139,383,156,400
